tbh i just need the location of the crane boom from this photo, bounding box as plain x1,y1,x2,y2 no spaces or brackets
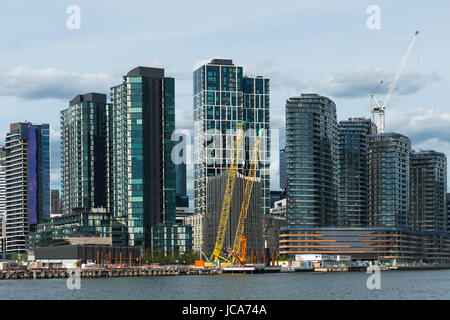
211,123,244,263
371,30,419,133
383,30,419,110
231,129,263,264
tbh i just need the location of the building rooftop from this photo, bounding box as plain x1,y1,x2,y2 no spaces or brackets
126,66,164,78
210,58,233,65
368,132,410,140
70,92,107,106
412,150,446,157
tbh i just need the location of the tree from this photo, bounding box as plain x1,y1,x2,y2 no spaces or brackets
143,249,201,264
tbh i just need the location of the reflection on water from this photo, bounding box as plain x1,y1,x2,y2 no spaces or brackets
1,270,449,300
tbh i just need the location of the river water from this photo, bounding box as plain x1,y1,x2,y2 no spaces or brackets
1,270,449,300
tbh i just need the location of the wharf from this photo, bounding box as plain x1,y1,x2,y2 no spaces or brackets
0,265,218,280
293,267,314,272
220,266,282,274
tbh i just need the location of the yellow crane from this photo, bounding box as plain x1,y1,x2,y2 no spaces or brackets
231,128,264,264
210,123,244,263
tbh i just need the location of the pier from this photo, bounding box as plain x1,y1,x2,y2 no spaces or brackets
0,265,218,280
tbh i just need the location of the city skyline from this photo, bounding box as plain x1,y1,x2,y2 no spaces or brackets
1,1,450,210
2,1,450,306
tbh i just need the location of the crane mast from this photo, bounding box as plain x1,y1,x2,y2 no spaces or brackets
231,129,263,264
371,30,419,133
210,123,244,263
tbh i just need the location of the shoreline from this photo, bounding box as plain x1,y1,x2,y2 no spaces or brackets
2,264,450,280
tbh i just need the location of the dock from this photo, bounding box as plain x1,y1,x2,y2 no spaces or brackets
221,265,282,274
0,266,218,280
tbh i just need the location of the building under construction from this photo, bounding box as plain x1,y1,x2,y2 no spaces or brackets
203,171,263,258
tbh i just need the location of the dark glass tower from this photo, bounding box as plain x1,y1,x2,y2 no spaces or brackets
285,94,338,227
243,75,271,215
368,133,411,228
108,67,176,249
337,118,377,227
61,93,108,216
175,135,187,197
279,148,286,190
410,150,447,232
4,122,50,253
50,190,61,217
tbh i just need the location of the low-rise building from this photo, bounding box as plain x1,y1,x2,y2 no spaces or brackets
32,245,140,268
279,226,450,264
185,214,204,252
151,223,193,254
265,199,288,254
27,207,128,248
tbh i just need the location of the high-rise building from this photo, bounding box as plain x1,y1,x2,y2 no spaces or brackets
279,148,286,190
285,94,338,227
410,150,447,232
0,146,6,221
4,122,50,254
203,171,263,256
193,58,270,218
337,118,377,227
50,189,61,217
446,193,450,233
242,75,271,215
368,133,411,228
0,146,5,163
61,93,108,215
175,135,187,197
108,67,176,249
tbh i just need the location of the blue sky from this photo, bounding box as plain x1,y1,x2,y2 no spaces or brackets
1,0,449,207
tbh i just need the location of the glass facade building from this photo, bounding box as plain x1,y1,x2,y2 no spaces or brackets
279,148,286,190
108,67,176,250
337,118,377,227
51,189,61,217
175,135,187,197
285,94,338,227
28,207,128,248
4,122,50,254
0,147,6,221
61,93,108,216
242,75,271,215
446,193,450,233
151,223,193,254
193,58,270,217
410,150,447,232
368,133,411,228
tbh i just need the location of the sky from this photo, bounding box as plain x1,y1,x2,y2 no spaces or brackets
1,0,449,209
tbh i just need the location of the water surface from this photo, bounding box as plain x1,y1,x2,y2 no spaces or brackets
1,270,449,300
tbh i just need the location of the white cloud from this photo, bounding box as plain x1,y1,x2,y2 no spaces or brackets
316,68,440,99
388,108,450,190
388,108,450,144
0,66,119,101
245,59,440,100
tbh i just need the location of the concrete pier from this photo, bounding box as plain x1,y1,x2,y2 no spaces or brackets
0,266,219,280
